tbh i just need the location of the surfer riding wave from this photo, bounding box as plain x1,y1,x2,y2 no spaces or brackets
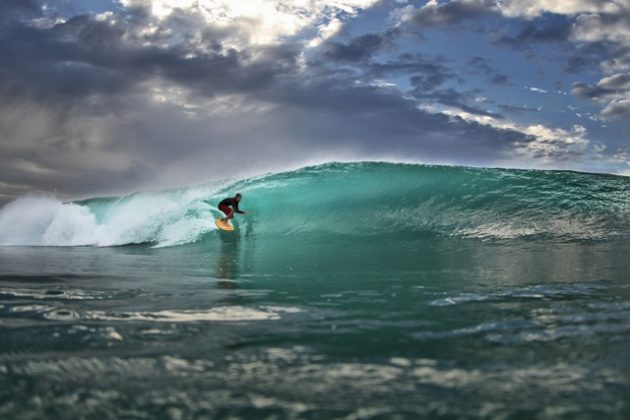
218,193,246,223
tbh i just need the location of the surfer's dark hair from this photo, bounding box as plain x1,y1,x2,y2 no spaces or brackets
235,193,242,198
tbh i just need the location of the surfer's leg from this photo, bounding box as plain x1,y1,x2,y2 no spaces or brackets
219,204,231,222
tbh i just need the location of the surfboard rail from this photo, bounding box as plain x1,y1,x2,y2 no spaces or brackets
215,218,235,231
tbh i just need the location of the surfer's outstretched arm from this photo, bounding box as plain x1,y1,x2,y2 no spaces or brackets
234,202,246,214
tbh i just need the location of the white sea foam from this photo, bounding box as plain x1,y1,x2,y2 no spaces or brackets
0,196,97,246
0,185,223,247
5,302,302,323
0,287,106,300
82,305,302,322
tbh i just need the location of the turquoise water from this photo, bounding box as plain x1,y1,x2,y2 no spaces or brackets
1,162,630,418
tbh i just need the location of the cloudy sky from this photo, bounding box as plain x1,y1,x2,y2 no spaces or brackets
1,0,629,201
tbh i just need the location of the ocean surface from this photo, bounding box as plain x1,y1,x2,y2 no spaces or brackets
1,161,630,419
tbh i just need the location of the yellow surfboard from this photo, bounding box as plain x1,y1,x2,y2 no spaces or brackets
215,218,235,231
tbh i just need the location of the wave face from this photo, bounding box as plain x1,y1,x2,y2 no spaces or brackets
1,162,630,247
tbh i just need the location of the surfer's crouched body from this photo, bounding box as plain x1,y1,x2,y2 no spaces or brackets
219,193,245,222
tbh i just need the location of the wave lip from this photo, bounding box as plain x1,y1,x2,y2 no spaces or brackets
1,162,630,247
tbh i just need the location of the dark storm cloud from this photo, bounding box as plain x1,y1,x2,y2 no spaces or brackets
399,57,506,119
572,74,630,101
409,79,503,119
259,78,529,159
572,82,615,101
498,104,538,115
428,89,503,119
406,0,495,27
408,73,449,91
0,5,300,105
564,42,610,74
495,17,572,50
530,144,585,162
323,29,399,62
0,0,41,21
490,74,508,85
491,15,592,72
0,3,299,198
327,49,498,118
368,52,454,78
466,56,509,85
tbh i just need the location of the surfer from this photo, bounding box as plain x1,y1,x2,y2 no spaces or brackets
218,193,246,223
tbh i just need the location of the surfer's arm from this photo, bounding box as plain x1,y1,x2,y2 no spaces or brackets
234,202,245,214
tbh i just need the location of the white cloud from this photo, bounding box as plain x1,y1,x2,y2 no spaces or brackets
497,0,624,19
307,16,343,47
571,12,630,73
601,98,630,119
527,86,547,93
572,12,630,45
391,0,625,23
120,0,379,48
440,107,590,166
148,81,275,118
572,73,630,119
599,73,630,91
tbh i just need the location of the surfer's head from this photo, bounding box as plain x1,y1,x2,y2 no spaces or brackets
235,193,242,202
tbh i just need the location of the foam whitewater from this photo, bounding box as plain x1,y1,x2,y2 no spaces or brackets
1,162,629,247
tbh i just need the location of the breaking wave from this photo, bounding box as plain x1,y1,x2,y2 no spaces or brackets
1,162,630,247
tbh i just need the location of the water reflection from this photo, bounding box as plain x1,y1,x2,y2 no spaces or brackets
216,230,240,288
